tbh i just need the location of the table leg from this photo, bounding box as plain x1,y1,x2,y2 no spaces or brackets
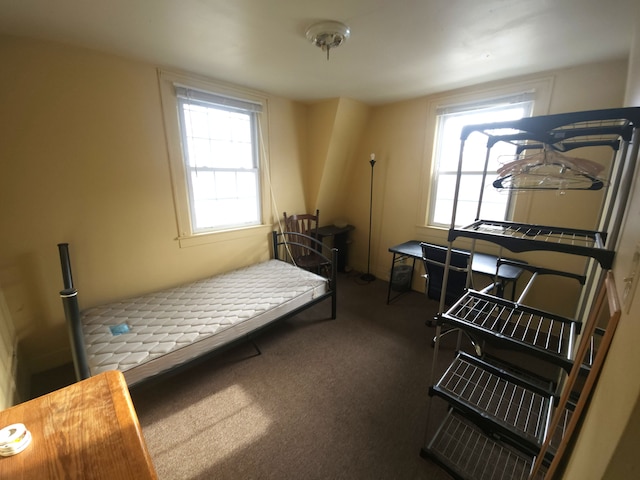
387,255,417,304
386,253,397,303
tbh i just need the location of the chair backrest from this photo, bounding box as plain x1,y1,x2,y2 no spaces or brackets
420,243,470,305
283,210,320,260
284,210,319,236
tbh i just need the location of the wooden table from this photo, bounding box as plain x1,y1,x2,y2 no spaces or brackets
0,370,157,479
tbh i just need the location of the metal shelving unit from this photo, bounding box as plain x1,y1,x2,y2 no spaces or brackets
421,108,639,479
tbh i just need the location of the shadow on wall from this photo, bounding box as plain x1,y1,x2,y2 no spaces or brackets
0,251,58,399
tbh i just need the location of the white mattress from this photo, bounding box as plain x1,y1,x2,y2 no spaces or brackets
80,259,329,386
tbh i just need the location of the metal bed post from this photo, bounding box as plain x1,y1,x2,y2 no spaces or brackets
272,230,280,260
272,230,337,319
330,247,338,319
57,243,91,381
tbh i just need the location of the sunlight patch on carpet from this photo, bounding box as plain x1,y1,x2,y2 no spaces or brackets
143,384,272,477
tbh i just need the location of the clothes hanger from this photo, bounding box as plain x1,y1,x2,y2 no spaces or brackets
493,145,606,191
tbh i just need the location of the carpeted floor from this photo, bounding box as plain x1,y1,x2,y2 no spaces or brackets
130,272,456,480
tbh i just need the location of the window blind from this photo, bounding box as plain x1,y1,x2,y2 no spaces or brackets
175,86,263,113
436,91,535,117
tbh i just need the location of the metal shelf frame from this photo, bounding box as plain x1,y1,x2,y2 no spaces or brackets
422,410,546,480
430,352,555,453
441,290,579,371
449,220,614,269
421,107,638,480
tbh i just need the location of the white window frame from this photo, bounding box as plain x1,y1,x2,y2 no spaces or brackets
158,69,272,247
417,77,554,235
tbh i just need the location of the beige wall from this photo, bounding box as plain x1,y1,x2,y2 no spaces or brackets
0,289,17,407
265,96,309,227
0,35,310,377
344,96,430,275
342,60,628,316
305,98,371,224
563,8,640,479
1,39,637,480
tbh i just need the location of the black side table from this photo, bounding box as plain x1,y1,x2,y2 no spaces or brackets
316,225,354,272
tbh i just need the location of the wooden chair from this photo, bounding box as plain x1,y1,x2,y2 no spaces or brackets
283,210,329,273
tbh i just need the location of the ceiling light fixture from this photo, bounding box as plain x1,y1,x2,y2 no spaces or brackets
305,21,350,60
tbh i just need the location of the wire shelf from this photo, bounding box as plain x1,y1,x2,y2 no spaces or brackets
424,410,546,480
547,403,574,458
449,220,614,269
442,290,578,370
432,353,553,450
581,327,605,372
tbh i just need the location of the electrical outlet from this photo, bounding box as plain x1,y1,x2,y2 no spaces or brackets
623,243,640,314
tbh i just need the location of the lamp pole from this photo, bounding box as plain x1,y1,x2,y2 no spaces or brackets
361,153,376,282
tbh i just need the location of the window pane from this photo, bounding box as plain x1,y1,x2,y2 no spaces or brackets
183,104,209,138
432,174,476,226
187,137,212,168
190,170,215,203
433,173,510,227
183,104,254,170
214,171,237,199
179,93,261,233
189,169,259,231
237,171,258,198
430,98,533,227
439,105,530,173
432,174,455,225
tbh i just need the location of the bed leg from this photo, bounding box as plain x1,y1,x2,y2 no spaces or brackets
331,247,338,319
251,340,262,356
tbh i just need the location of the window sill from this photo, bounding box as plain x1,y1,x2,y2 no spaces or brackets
177,224,273,248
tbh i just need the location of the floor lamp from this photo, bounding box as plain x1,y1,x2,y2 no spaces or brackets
361,153,376,282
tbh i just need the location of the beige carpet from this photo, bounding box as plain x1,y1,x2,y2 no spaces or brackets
131,272,455,480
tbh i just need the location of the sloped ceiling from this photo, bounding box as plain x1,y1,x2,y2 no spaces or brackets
0,0,637,104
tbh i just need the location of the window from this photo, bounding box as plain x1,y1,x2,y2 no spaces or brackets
429,94,534,227
158,69,270,246
176,87,262,232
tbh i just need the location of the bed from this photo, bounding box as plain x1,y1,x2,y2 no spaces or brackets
57,231,337,387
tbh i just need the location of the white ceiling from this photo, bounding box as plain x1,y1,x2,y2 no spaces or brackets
0,0,637,104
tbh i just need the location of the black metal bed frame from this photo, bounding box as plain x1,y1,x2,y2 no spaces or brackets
57,231,337,384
